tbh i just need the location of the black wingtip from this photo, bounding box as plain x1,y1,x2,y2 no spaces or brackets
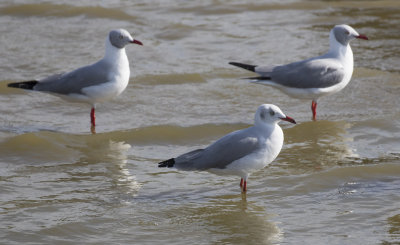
245,76,271,80
229,62,256,72
158,158,175,168
8,80,38,90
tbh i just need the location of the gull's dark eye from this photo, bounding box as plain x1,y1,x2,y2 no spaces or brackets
345,30,350,35
119,35,124,39
269,109,275,116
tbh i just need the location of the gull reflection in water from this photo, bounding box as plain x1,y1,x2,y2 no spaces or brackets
197,195,283,244
107,140,141,196
77,138,141,197
281,120,359,171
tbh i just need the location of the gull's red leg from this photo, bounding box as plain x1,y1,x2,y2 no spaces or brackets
242,180,247,192
90,107,96,126
240,178,244,188
311,100,317,121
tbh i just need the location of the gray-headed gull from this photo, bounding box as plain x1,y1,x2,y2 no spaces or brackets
229,24,368,120
8,29,143,129
158,104,296,192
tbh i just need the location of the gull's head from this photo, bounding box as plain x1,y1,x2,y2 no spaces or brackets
331,24,368,46
108,29,143,49
255,104,296,126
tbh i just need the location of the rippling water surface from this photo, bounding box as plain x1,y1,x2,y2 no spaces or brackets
0,1,399,244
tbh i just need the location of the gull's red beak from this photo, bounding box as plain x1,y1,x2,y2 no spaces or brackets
356,34,368,40
280,116,296,124
131,39,143,45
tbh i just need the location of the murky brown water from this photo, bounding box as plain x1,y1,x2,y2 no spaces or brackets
0,1,399,244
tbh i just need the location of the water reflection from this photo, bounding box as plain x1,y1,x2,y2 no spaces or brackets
197,196,282,244
130,176,282,244
107,141,140,197
70,138,140,197
136,194,283,245
0,133,139,235
279,120,358,173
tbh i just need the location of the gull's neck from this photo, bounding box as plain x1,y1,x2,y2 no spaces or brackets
327,30,353,63
255,122,284,161
255,120,278,133
327,30,355,84
103,38,129,66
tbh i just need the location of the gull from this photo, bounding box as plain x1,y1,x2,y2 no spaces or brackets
158,104,296,193
229,24,368,120
8,28,143,130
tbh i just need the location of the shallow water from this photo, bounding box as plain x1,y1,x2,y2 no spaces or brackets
0,0,399,244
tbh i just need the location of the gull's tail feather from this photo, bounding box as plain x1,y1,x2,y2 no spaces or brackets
229,62,256,72
244,76,271,80
8,80,38,90
158,158,175,168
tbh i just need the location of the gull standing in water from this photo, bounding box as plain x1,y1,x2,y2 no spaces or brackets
229,24,368,120
8,29,143,132
158,104,296,193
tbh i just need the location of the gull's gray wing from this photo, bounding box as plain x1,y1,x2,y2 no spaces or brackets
255,58,345,89
174,127,261,171
34,60,113,95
